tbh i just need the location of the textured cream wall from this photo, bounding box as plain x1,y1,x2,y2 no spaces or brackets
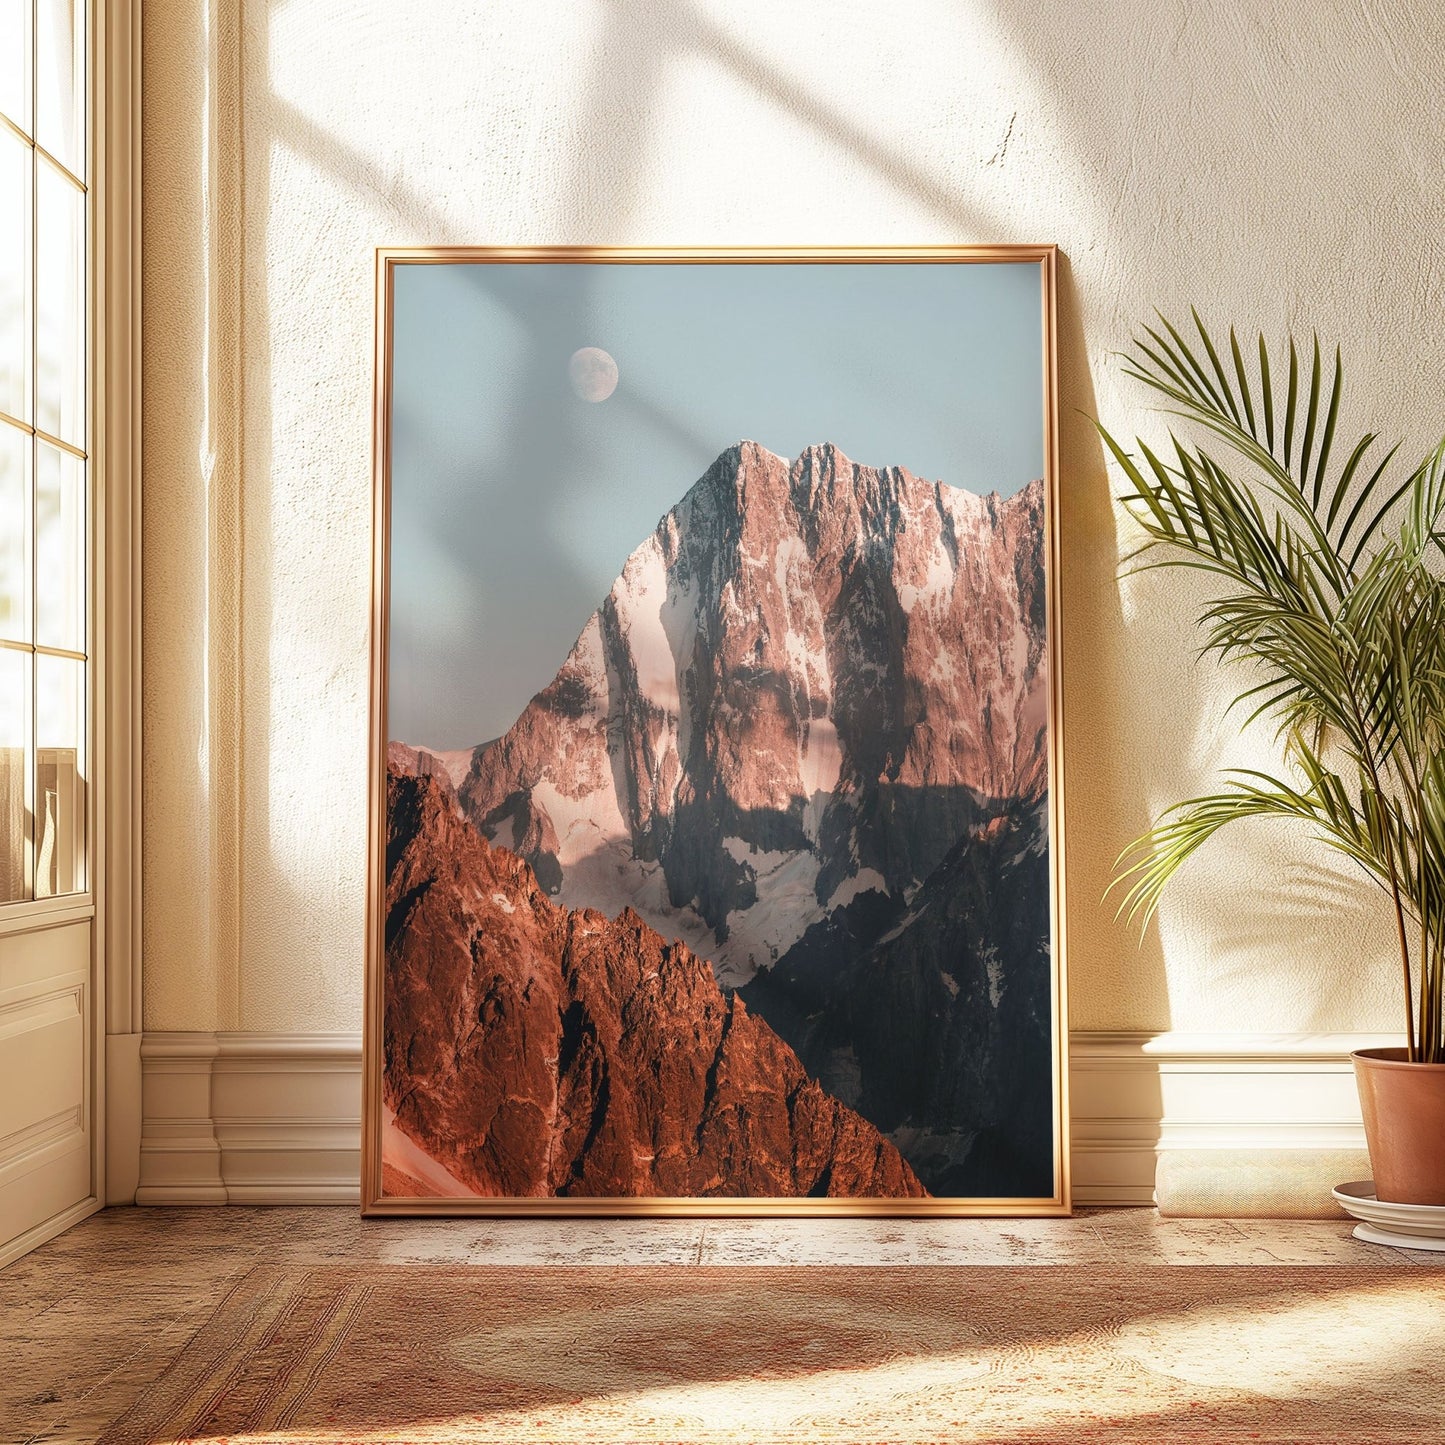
141,0,1445,1035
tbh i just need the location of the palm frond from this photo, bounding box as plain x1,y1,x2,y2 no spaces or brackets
1109,769,1390,932
1101,311,1445,1060
1116,313,1410,567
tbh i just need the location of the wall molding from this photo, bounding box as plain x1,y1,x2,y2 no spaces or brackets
137,1032,362,1205
1070,1030,1391,1212
137,1029,1394,1211
97,0,144,1210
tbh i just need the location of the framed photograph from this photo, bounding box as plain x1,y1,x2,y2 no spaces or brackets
364,247,1067,1215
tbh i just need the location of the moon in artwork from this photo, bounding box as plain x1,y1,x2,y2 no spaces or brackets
568,347,619,403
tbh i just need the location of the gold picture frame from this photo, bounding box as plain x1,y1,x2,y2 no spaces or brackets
364,246,1068,1216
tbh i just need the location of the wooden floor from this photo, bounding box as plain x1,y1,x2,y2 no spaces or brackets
3,1206,1442,1444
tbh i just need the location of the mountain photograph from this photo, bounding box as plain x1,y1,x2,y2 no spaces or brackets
385,438,1053,1198
379,257,1057,1203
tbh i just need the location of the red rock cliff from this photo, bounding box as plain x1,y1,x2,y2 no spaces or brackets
383,768,925,1199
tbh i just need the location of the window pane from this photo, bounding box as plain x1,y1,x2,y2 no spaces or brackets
35,650,83,897
0,124,29,422
36,0,83,180
35,156,83,447
35,442,82,652
0,646,30,902
0,0,31,136
0,423,29,643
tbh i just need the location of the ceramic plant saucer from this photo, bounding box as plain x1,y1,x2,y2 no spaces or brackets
1333,1180,1445,1252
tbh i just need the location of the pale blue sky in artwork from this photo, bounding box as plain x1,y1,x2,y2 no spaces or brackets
388,260,1045,748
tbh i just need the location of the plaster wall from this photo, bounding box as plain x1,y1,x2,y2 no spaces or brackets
141,0,1445,1037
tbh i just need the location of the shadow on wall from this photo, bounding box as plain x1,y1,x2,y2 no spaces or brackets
1148,817,1401,1033
169,0,1433,1047
1050,252,1176,1042
229,0,1179,1041
236,0,671,1027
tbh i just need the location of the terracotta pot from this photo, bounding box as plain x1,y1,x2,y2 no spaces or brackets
1352,1048,1445,1205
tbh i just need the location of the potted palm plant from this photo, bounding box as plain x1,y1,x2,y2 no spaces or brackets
1101,312,1445,1205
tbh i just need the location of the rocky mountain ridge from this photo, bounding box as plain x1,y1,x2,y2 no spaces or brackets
383,768,926,1199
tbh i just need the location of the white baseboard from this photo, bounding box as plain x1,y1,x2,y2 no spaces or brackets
135,1029,1393,1212
137,1032,362,1205
0,1195,102,1271
1070,1031,1390,1213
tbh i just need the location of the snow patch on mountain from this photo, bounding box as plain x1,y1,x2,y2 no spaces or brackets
717,848,825,986
531,774,628,861
616,539,682,714
826,868,888,913
798,717,841,814
982,945,1004,1009
388,740,480,791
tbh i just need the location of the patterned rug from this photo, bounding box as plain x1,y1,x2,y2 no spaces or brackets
101,1264,1445,1444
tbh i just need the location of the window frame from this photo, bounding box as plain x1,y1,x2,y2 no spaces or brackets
0,0,94,920
0,0,143,1244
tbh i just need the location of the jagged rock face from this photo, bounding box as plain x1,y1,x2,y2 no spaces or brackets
743,801,1054,1197
383,769,925,1199
460,440,1047,987
387,741,460,806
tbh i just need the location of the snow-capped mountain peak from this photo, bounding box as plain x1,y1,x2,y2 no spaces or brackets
458,440,1046,988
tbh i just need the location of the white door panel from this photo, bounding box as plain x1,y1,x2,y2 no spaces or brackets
0,920,94,1256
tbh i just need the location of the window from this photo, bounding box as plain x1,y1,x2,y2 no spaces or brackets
1,0,88,903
